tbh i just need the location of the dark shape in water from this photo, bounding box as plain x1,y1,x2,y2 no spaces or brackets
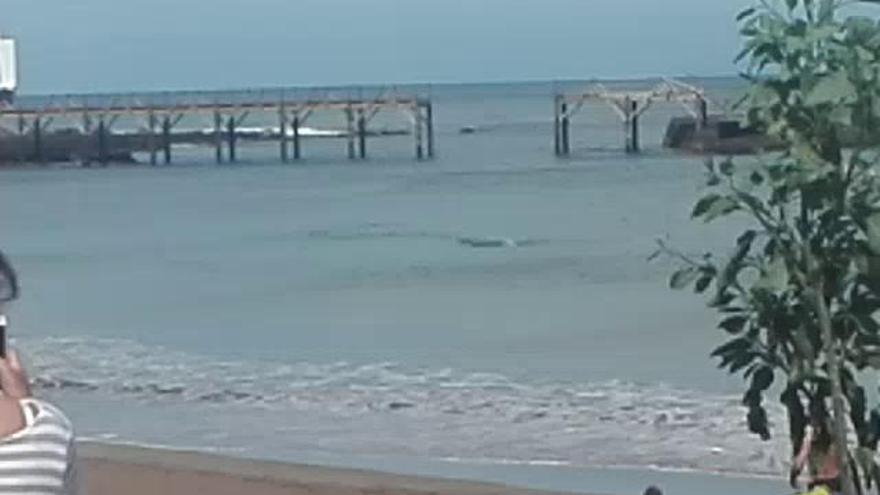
0,250,18,303
458,237,517,249
388,401,415,411
663,115,779,155
644,486,663,495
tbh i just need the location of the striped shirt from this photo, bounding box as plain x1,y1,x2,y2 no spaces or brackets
0,399,76,495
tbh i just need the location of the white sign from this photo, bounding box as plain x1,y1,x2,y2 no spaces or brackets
0,38,18,92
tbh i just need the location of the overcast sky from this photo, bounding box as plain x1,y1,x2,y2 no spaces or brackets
4,0,749,93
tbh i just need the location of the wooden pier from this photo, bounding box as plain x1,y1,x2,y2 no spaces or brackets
0,87,435,165
554,78,709,156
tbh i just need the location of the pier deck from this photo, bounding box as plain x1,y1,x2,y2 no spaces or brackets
554,78,710,155
0,87,435,165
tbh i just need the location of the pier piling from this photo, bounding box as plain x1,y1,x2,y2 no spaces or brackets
346,106,356,160
624,98,640,154
279,107,289,163
553,79,708,156
357,109,367,159
162,116,172,165
631,100,640,153
426,102,435,159
214,110,224,164
97,118,109,165
148,112,158,166
292,113,301,160
698,97,708,130
414,105,424,160
33,117,43,164
554,97,561,156
82,114,93,167
560,102,570,156
16,115,25,163
227,116,237,163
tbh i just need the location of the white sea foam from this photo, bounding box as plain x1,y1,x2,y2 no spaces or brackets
195,126,346,138
19,336,790,478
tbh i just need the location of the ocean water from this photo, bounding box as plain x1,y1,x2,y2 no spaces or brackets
0,78,791,493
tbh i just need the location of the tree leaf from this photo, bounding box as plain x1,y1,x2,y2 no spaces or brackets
735,46,751,63
720,315,749,335
865,354,880,369
750,171,765,185
756,257,789,292
735,191,769,220
692,194,722,218
743,387,762,407
737,229,758,248
751,366,774,392
695,273,714,294
792,329,816,361
782,386,807,454
719,159,735,177
747,404,771,440
865,212,880,255
731,351,758,373
856,46,874,63
711,337,752,359
805,71,858,106
703,197,740,223
737,7,756,21
854,313,880,335
710,291,737,308
828,106,853,127
670,267,699,290
805,24,840,43
850,292,880,318
749,84,781,107
818,0,835,22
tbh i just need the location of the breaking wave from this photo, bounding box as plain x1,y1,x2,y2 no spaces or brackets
21,336,788,477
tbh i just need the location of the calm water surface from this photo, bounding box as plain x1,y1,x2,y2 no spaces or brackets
0,79,790,492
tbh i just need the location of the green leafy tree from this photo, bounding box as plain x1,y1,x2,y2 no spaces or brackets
662,1,880,494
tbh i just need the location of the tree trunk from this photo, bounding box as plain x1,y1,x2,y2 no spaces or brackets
814,285,857,495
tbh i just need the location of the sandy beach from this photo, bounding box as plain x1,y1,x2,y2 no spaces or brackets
79,443,582,495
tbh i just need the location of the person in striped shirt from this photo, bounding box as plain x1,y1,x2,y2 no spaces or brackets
0,252,77,495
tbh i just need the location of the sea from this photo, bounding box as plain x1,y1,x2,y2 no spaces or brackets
0,78,794,495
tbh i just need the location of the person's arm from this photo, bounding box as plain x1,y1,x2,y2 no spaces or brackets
0,398,24,438
0,350,31,439
794,426,815,471
790,426,814,487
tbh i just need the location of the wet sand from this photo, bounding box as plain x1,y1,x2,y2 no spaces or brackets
79,443,583,495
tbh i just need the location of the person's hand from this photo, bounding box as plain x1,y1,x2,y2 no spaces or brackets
0,350,31,399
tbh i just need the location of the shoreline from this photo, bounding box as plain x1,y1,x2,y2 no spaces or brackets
78,442,789,495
